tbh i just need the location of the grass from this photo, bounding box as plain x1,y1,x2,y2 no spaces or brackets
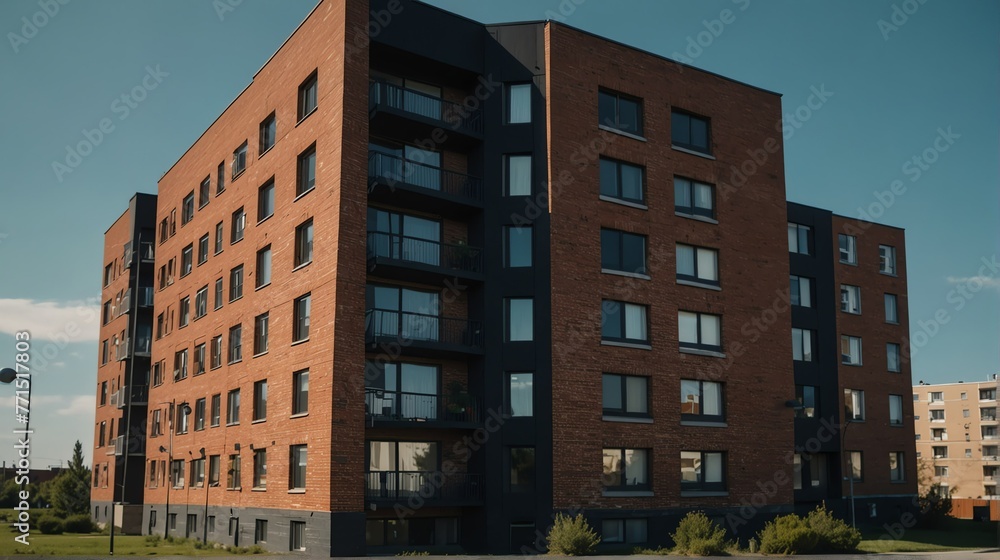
0,531,238,556
858,518,998,553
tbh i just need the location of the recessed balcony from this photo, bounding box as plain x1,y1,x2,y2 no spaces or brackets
365,471,483,507
368,80,482,149
367,232,483,284
368,152,482,217
364,309,483,357
364,388,482,428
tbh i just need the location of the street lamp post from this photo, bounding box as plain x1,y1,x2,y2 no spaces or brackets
157,399,185,538
201,447,219,546
842,418,857,529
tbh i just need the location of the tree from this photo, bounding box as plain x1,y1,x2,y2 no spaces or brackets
50,440,91,515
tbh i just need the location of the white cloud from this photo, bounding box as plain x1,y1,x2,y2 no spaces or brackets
58,395,96,416
0,394,95,417
0,298,100,343
946,276,1000,291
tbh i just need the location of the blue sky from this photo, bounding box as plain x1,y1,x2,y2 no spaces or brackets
0,0,996,466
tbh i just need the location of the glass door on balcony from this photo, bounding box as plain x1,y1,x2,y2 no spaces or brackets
368,441,439,498
372,71,443,120
368,362,439,420
370,142,442,191
371,286,440,342
367,209,441,266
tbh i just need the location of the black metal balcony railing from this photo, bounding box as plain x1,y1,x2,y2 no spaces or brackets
365,309,483,348
116,337,152,361
365,388,482,424
366,232,483,275
368,152,482,203
369,80,483,135
365,471,483,503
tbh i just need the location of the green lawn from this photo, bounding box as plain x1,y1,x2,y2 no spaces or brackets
858,518,998,553
0,531,254,556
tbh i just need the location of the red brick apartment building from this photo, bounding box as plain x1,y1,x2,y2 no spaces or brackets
92,0,916,553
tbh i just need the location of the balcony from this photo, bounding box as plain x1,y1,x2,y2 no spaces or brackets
365,388,482,428
116,337,152,361
365,471,483,507
116,385,149,409
368,152,482,217
123,241,155,267
368,80,482,149
367,232,483,284
365,309,483,357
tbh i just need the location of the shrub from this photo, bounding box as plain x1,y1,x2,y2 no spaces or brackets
757,514,819,555
247,544,265,554
37,516,65,535
805,504,860,551
670,511,731,556
546,513,599,555
63,513,97,533
145,534,161,547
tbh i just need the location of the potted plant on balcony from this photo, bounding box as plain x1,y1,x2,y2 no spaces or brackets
445,381,474,421
449,239,477,272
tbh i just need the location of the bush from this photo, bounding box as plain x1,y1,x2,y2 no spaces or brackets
248,545,265,554
670,511,731,556
806,504,860,551
757,514,819,555
37,516,65,535
546,513,599,555
145,534,161,547
62,513,97,534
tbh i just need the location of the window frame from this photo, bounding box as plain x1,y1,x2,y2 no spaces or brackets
296,143,317,197
294,219,314,268
792,327,815,362
293,293,311,342
292,369,309,415
506,83,531,124
228,324,242,364
505,297,534,342
675,243,719,286
259,112,276,155
297,71,318,122
674,176,715,219
602,447,650,491
601,300,649,345
602,373,650,418
232,142,248,179
257,178,275,223
289,444,307,490
599,157,645,205
841,335,863,365
253,379,268,422
788,223,811,255
845,388,866,421
601,228,648,276
839,234,857,265
598,89,644,136
678,310,722,353
680,450,727,493
254,312,268,356
670,108,711,154
679,379,724,423
879,245,897,275
231,207,246,244
887,342,901,372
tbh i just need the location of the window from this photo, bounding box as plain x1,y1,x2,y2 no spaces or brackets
258,179,275,222
151,409,162,436
840,285,861,314
889,395,903,425
505,298,533,342
509,447,535,493
963,409,970,417
680,451,726,492
507,373,533,417
841,335,862,365
680,379,724,422
199,177,210,208
930,409,945,422
176,404,190,434
297,71,317,120
788,223,811,255
839,234,857,264
182,192,194,225
228,325,242,363
982,388,997,400
194,343,206,375
195,287,208,320
194,398,206,431
101,340,109,364
259,113,276,154
602,519,647,545
210,394,221,427
290,520,306,551
198,234,209,265
253,313,268,355
932,446,947,459
214,222,224,254
983,426,998,440
296,144,316,196
887,343,901,372
983,407,997,421
209,455,220,485
792,328,814,362
181,244,193,276
885,293,898,323
598,89,642,135
601,301,649,345
676,244,718,286
190,458,205,487
174,349,188,380
231,208,245,243
214,278,223,310
505,155,531,196
671,109,710,153
253,449,267,489
601,229,647,275
678,311,722,352
795,385,818,418
253,380,267,421
673,176,714,219
229,265,243,301
256,246,271,288
289,444,307,490
602,374,649,418
295,219,313,267
232,142,247,178
879,245,897,275
507,83,531,123
171,459,185,488
849,451,863,481
790,275,813,307
931,427,946,440
102,301,111,325
293,370,309,415
930,391,943,402
217,162,225,194
599,157,644,204
104,263,114,286
504,226,532,268
210,335,222,369
845,388,865,421
934,466,948,477
293,294,311,342
228,454,241,489
602,448,649,491
962,392,969,400
227,389,240,425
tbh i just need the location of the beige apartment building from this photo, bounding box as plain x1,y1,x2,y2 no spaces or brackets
913,376,1000,499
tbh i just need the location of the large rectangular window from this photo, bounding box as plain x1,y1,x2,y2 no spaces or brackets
505,155,531,196
841,335,862,365
253,380,268,422
297,71,317,120
504,226,532,268
602,519,648,545
507,83,531,124
879,245,897,275
887,343,901,372
674,177,714,219
603,374,649,417
228,454,241,489
889,395,903,425
680,451,726,492
885,293,899,324
795,385,817,418
676,244,718,286
841,285,862,314
506,298,533,342
602,448,649,491
601,229,647,275
598,89,643,136
601,301,648,345
297,144,316,196
790,275,813,307
294,294,311,342
507,373,533,417
839,234,857,264
293,369,309,415
792,328,814,362
845,388,865,421
788,223,811,255
295,219,313,267
671,109,710,154
253,449,267,489
680,379,723,422
599,157,644,205
678,311,721,352
289,445,307,490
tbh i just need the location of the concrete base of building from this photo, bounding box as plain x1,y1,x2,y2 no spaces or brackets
91,501,144,535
